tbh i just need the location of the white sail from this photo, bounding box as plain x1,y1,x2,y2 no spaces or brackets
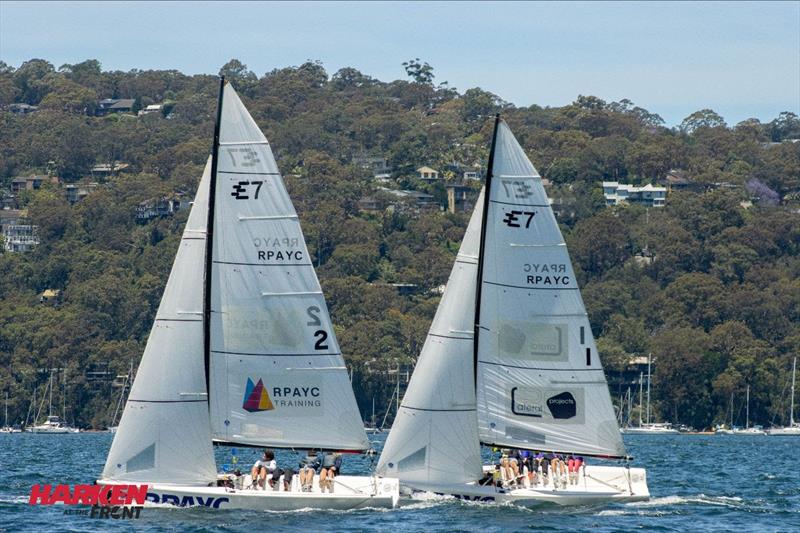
103,158,217,484
475,120,626,458
377,191,485,485
208,83,368,451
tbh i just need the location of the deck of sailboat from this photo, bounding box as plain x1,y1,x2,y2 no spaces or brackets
399,465,648,506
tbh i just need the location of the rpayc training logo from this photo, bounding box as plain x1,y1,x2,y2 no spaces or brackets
29,483,147,519
243,377,274,412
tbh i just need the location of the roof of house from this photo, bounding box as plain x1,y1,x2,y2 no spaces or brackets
416,166,438,174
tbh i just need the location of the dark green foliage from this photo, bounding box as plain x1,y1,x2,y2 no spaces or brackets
0,59,798,431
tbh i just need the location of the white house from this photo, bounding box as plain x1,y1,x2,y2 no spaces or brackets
417,166,440,181
602,181,667,207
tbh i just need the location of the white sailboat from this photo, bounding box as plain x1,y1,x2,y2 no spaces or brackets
768,357,800,436
732,385,766,435
100,79,399,510
620,355,678,434
26,371,79,434
1,393,21,433
377,117,649,506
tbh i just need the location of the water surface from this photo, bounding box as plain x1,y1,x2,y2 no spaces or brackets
1,433,797,531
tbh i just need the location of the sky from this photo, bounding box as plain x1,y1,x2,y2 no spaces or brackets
1,1,798,126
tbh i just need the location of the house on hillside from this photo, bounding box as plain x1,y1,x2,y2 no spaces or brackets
91,162,130,179
95,98,135,116
7,103,38,115
375,187,440,213
39,289,62,305
3,224,39,252
63,182,99,204
357,196,384,213
446,183,479,213
417,166,440,181
353,155,391,175
603,181,667,207
10,175,59,194
0,191,16,210
138,104,163,117
0,209,24,231
136,193,190,222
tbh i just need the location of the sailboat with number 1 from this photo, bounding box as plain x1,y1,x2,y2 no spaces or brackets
377,116,649,505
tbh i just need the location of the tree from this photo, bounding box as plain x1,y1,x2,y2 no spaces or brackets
402,58,434,85
12,59,55,104
218,59,256,84
680,109,727,134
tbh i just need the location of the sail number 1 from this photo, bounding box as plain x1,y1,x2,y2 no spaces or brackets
306,306,329,350
500,179,533,200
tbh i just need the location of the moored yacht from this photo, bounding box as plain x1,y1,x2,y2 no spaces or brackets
27,415,79,434
767,357,799,436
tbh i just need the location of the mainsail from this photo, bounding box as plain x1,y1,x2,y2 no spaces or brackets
474,119,626,458
207,82,368,451
103,158,217,484
377,191,485,485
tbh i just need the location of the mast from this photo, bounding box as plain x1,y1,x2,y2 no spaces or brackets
48,370,53,417
203,76,225,398
639,372,644,427
646,353,652,425
473,114,500,387
746,385,751,428
790,357,796,426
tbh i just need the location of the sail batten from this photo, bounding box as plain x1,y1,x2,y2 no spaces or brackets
207,83,368,452
474,120,626,458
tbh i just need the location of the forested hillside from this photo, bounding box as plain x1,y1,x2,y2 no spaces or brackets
0,58,798,430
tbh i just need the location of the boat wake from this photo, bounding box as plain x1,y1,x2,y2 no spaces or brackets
627,494,744,508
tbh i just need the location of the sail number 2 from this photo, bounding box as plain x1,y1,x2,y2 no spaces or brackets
306,306,329,350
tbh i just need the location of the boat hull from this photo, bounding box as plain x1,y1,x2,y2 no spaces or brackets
26,427,79,434
101,475,399,511
621,428,679,435
766,427,800,436
400,465,649,506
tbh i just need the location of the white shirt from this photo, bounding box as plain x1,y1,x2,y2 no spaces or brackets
254,458,277,472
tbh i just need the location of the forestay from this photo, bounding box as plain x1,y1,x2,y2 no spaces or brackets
103,158,217,485
377,191,485,485
208,83,368,451
475,120,626,458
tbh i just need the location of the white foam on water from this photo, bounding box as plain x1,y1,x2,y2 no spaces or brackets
627,494,744,509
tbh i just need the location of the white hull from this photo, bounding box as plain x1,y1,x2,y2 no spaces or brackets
621,427,679,435
102,475,399,511
400,465,648,506
732,428,767,436
26,426,79,434
0,427,21,433
766,427,800,436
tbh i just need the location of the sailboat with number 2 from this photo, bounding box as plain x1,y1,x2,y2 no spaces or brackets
99,78,399,510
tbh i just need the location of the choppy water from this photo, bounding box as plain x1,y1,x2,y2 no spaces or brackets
0,432,798,532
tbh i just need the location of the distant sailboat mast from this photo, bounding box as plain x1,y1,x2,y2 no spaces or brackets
646,354,652,425
791,357,796,427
